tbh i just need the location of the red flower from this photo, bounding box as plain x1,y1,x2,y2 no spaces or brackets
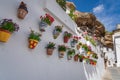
46,13,54,23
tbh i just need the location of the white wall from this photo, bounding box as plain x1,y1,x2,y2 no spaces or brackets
0,0,104,80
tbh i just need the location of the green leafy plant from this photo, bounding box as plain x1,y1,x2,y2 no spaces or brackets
55,25,63,32
68,10,76,20
46,42,55,49
78,42,82,46
82,44,89,52
64,31,72,38
40,14,54,25
58,45,67,51
56,0,66,11
29,30,41,42
0,19,19,33
67,49,75,55
92,53,98,59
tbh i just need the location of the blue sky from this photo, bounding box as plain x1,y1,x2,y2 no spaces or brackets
67,0,120,32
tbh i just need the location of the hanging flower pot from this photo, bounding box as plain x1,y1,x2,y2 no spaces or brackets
84,58,90,64
0,29,11,42
92,53,98,59
79,55,84,62
39,20,48,32
58,45,67,58
76,42,82,50
46,42,55,55
17,1,28,19
67,49,75,60
0,19,19,42
29,39,39,49
28,30,41,49
63,31,72,43
53,25,63,39
39,14,54,32
74,54,79,62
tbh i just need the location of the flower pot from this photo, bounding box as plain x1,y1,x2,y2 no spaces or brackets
59,51,65,58
67,55,72,60
0,29,11,42
29,39,38,49
79,58,83,62
39,20,48,32
17,2,28,19
17,9,28,19
76,44,81,50
71,41,76,47
46,48,54,55
64,36,69,43
87,51,91,55
74,54,79,62
53,30,60,39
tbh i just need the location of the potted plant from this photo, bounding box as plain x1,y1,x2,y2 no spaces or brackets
0,19,19,42
28,30,41,49
46,42,56,55
76,42,82,50
67,49,75,60
53,25,63,39
56,0,66,11
71,36,80,47
79,54,84,62
83,58,90,64
63,31,72,43
90,59,97,66
17,1,28,19
74,54,79,62
92,53,98,59
82,44,90,53
39,13,54,32
58,45,67,58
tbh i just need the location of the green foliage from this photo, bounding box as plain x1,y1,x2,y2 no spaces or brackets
55,25,63,32
56,0,66,11
92,53,98,59
58,45,67,51
41,17,51,25
29,30,41,42
64,31,72,38
82,44,89,52
67,49,75,55
46,42,55,49
78,54,84,59
0,19,19,33
85,35,96,46
68,10,76,20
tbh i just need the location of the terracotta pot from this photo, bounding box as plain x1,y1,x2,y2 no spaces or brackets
0,29,11,42
17,9,28,19
59,51,65,58
29,39,38,49
46,48,54,55
64,36,69,43
74,54,79,62
17,2,28,19
76,44,80,50
79,58,83,62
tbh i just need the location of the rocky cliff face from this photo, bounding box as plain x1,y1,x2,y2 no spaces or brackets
102,33,113,48
74,11,113,48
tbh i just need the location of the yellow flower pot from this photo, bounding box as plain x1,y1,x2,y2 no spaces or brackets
29,39,39,49
0,29,11,42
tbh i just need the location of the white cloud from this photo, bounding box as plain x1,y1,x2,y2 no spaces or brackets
93,4,104,14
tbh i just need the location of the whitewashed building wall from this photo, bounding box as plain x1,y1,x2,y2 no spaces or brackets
0,0,105,80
